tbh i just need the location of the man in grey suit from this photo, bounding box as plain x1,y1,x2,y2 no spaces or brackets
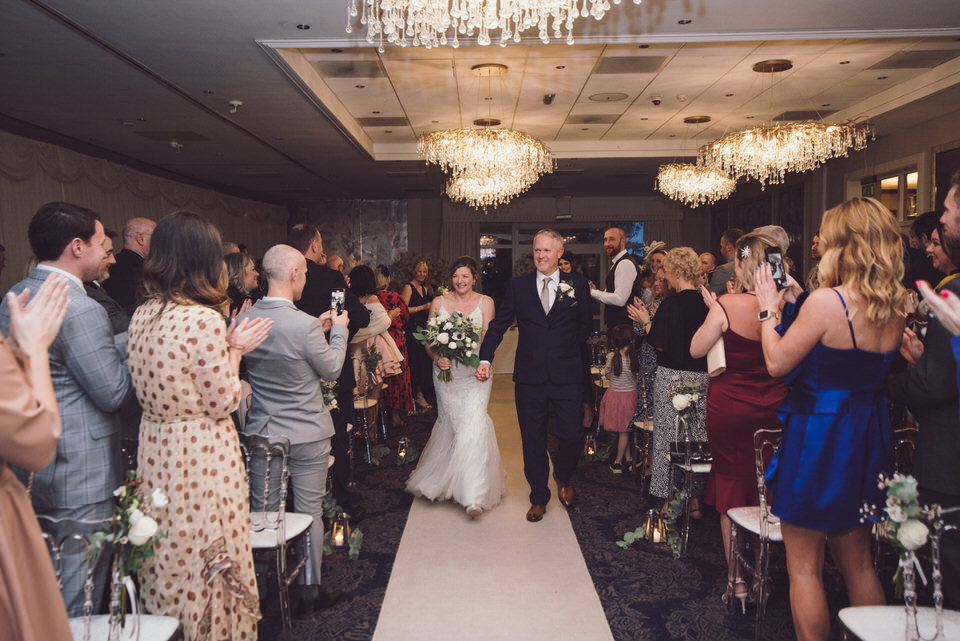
708,228,743,295
238,244,350,612
0,201,134,615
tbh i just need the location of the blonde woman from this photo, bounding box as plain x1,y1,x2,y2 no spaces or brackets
756,197,907,641
631,247,708,515
690,227,790,609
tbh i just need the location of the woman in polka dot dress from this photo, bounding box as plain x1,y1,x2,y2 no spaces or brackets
127,211,272,641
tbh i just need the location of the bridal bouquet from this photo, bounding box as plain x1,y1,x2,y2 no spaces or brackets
413,311,482,382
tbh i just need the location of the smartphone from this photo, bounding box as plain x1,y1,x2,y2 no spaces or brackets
764,247,787,290
331,288,345,315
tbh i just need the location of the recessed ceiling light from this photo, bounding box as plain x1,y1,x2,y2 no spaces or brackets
746,115,755,119
683,115,711,124
725,93,734,97
355,84,365,89
753,59,793,73
555,65,566,69
203,89,215,95
385,130,393,133
669,134,677,137
640,117,648,121
581,127,589,131
821,103,831,107
678,19,692,25
589,92,628,102
484,96,493,101
877,76,888,80
431,120,439,124
296,24,310,30
839,60,851,65
331,48,343,53
372,110,381,114
638,44,649,49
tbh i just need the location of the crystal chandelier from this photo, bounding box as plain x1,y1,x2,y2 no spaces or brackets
656,163,736,207
345,0,633,49
419,127,554,210
698,120,873,189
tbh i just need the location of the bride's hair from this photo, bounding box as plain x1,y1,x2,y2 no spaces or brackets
450,256,478,278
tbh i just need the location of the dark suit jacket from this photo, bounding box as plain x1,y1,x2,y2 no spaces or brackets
84,281,130,335
708,259,735,296
887,276,960,496
295,260,371,396
479,271,591,385
102,248,144,312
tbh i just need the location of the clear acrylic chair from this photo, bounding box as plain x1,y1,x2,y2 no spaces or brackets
37,514,180,641
242,433,314,639
725,427,784,641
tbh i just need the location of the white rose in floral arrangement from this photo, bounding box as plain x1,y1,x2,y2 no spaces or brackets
437,332,450,344
127,508,144,525
448,342,457,350
443,322,453,330
885,503,907,523
897,519,930,551
128,515,160,546
672,394,691,412
113,485,126,499
151,488,169,508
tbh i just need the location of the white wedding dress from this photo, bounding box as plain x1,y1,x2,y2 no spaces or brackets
405,298,506,510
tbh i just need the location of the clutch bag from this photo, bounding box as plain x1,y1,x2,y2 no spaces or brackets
706,336,726,377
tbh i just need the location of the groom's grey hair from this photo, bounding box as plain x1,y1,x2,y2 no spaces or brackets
262,244,305,283
535,228,564,246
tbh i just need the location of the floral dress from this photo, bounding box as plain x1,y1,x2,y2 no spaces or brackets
127,300,259,641
376,289,415,414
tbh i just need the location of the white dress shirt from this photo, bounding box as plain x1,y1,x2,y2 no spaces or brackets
590,249,636,306
36,264,86,294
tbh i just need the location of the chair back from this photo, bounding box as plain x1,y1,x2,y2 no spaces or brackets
241,433,292,542
36,515,112,641
753,428,783,539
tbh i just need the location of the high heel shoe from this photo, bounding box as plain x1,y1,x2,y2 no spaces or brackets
721,579,749,614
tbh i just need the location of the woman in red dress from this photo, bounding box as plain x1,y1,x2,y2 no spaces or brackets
690,226,789,610
376,265,415,428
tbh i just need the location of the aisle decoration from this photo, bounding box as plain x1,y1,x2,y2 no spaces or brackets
663,489,690,558
321,379,338,411
396,436,420,465
322,494,363,561
413,310,482,382
89,471,168,631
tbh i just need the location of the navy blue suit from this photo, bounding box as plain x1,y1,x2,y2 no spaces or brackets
479,270,592,505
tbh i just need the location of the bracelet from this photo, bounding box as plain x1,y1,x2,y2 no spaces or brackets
229,343,245,353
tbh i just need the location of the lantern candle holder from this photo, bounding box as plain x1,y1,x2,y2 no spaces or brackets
641,509,666,544
585,435,597,457
398,437,408,463
331,512,350,548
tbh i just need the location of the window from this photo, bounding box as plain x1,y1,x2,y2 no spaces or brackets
875,170,919,220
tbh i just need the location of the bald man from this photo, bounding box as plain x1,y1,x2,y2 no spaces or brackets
326,253,344,273
103,216,156,311
239,244,350,611
589,226,639,328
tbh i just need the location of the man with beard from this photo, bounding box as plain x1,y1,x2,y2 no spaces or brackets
886,169,960,609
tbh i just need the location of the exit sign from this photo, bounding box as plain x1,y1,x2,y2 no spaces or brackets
861,183,876,198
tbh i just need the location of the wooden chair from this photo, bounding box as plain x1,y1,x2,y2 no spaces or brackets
725,427,784,641
37,514,180,641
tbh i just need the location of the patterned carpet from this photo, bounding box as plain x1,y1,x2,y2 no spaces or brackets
264,410,857,641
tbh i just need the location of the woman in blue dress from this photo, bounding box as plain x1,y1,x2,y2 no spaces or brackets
755,197,908,641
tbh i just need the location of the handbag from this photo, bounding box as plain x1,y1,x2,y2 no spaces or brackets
706,336,726,377
668,408,712,465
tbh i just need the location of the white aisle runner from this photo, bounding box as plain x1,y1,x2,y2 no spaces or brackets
372,375,615,641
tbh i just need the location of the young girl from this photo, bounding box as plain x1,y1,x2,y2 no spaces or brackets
599,324,640,473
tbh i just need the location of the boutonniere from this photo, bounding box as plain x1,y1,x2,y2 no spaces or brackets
555,280,575,302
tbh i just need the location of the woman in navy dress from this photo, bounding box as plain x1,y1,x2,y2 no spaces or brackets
755,197,907,641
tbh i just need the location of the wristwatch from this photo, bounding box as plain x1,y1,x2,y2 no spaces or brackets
758,309,774,322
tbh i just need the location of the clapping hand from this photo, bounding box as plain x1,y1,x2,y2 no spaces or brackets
699,285,718,309
231,298,252,320
918,280,960,336
627,295,650,325
899,327,924,366
6,273,69,356
226,316,274,355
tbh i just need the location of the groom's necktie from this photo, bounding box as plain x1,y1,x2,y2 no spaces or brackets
541,277,551,315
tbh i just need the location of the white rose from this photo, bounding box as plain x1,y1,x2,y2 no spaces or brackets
151,488,169,508
464,338,472,347
885,504,907,523
448,342,457,350
127,508,144,525
672,394,690,412
443,322,453,330
897,519,929,551
128,516,159,546
437,332,450,345
113,485,126,499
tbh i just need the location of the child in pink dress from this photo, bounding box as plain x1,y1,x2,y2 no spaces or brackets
599,324,639,473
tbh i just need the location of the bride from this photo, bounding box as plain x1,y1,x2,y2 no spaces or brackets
405,256,506,518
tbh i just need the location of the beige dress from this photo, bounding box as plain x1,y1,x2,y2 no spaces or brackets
127,300,259,641
0,337,72,641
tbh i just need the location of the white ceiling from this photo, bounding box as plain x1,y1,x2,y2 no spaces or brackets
2,0,960,204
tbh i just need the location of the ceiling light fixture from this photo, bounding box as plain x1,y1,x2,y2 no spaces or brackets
657,163,735,207
698,120,873,188
345,0,637,50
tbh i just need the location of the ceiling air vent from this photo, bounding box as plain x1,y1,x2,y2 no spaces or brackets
595,56,670,74
868,50,960,70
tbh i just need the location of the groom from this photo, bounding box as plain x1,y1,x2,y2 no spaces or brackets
477,229,592,522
